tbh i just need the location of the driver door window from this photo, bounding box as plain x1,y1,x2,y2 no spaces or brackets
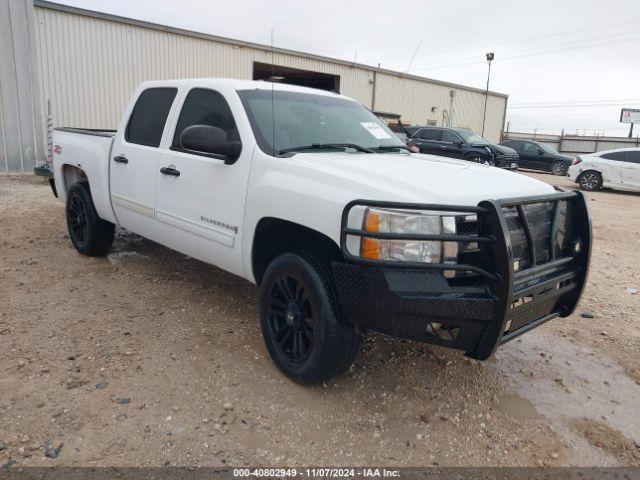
520,142,542,166
172,88,240,154
442,130,461,143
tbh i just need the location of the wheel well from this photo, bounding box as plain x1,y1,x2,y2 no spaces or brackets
61,165,88,193
252,218,341,285
578,169,602,179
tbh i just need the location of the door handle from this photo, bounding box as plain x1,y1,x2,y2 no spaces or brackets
113,155,128,164
160,166,180,177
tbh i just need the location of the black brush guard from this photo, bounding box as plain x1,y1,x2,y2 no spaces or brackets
333,190,591,360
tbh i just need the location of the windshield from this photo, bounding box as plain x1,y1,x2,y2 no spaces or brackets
456,129,488,145
237,89,405,156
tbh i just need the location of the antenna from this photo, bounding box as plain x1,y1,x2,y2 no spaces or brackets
270,29,276,156
405,41,422,75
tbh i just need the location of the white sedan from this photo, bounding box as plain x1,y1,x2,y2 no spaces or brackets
568,147,640,192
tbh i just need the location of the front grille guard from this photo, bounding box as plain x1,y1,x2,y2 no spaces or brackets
339,190,592,359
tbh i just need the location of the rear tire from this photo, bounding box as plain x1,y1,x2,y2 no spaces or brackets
551,161,568,176
66,182,114,256
259,252,361,384
577,171,602,191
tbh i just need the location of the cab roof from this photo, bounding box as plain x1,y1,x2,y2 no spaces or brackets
137,78,344,98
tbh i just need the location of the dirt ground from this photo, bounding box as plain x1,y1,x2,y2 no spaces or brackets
1,170,639,468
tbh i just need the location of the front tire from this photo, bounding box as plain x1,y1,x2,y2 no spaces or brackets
66,182,114,256
577,171,602,191
551,161,568,176
484,158,497,167
259,252,360,384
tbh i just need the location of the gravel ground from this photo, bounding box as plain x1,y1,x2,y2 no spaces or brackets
0,171,639,468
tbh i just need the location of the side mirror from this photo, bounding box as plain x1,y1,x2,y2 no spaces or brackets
454,140,464,146
180,125,241,165
538,149,544,155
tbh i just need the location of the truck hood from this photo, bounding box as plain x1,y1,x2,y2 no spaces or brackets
290,152,555,205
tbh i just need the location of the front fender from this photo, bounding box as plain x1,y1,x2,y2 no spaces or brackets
242,171,349,282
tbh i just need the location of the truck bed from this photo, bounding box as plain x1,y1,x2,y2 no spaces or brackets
52,126,117,225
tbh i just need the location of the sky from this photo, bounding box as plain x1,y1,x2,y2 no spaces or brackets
56,0,640,136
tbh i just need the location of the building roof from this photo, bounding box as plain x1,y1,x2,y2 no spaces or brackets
34,0,508,99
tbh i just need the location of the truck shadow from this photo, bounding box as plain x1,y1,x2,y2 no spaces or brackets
71,226,596,465
107,227,503,394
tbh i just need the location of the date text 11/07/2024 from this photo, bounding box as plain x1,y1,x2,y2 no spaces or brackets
232,468,401,478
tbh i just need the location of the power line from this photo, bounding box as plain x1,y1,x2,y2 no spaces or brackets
508,111,634,117
405,32,640,71
510,98,640,106
409,30,640,69
378,17,640,64
509,101,640,110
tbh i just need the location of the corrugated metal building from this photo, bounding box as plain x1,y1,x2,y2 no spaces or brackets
1,0,509,174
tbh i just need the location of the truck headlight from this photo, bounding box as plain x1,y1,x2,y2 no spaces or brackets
360,208,457,263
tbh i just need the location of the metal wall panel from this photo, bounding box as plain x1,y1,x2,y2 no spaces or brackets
29,2,508,165
373,72,507,142
0,0,23,173
0,0,46,173
35,7,377,131
34,5,505,142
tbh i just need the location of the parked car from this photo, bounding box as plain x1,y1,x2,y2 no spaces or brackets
409,126,519,169
384,122,409,142
499,139,573,176
50,79,591,384
568,148,640,192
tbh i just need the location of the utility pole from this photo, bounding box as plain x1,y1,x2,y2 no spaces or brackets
481,52,494,137
630,123,635,138
449,90,455,127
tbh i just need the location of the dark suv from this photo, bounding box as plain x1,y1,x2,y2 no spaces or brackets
409,126,519,169
499,139,573,176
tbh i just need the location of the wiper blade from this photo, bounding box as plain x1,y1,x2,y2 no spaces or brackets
373,145,412,152
278,143,374,155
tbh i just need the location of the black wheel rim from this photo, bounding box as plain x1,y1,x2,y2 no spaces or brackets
68,194,88,245
267,274,315,364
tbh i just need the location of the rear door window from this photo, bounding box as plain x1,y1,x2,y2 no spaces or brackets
601,151,628,162
125,88,178,147
626,151,640,164
418,129,442,141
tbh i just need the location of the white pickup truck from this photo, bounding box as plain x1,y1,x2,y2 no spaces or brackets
51,78,592,384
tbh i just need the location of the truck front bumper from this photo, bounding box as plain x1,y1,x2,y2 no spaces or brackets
333,191,591,360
